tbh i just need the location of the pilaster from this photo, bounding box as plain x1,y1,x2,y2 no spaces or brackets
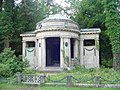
37,39,42,68
64,38,71,67
60,37,64,68
74,39,79,58
80,38,84,65
41,38,46,68
22,41,26,61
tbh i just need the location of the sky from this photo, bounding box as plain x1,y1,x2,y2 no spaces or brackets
54,0,70,7
53,0,68,5
54,0,65,4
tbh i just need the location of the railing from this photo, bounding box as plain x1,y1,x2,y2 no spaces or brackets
16,73,45,84
16,73,120,88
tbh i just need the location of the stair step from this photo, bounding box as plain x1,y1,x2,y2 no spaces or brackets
39,67,63,72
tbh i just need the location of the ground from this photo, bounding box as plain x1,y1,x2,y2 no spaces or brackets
0,83,120,90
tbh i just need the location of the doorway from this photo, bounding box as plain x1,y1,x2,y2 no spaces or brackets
46,37,60,67
71,38,75,58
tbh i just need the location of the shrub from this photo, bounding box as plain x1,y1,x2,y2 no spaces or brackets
101,59,113,68
22,67,36,74
0,48,27,77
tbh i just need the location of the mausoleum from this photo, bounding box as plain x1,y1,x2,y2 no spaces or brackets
20,14,101,71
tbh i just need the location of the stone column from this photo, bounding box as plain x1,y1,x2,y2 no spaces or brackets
64,38,71,67
80,38,84,65
95,38,100,68
74,39,79,58
68,38,71,66
37,39,41,68
41,38,46,68
60,37,64,68
22,41,26,61
34,39,38,67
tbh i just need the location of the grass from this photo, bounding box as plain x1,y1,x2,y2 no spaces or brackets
0,67,120,90
44,67,120,84
0,83,120,90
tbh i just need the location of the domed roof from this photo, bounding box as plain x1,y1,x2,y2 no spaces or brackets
44,14,72,21
35,14,80,33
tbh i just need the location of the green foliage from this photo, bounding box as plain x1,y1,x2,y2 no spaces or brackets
70,0,105,29
0,0,14,48
100,32,113,67
0,0,119,70
22,67,36,74
104,0,120,70
69,0,113,67
0,64,10,77
48,67,120,84
101,59,113,68
0,0,50,55
0,48,27,77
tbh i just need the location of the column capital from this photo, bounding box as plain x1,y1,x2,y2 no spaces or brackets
60,37,64,38
64,37,71,39
80,38,84,41
75,38,79,40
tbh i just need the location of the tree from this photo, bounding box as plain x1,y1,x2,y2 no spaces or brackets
69,0,105,29
69,0,113,67
0,0,3,11
0,0,14,48
10,0,50,56
104,0,120,70
10,0,38,55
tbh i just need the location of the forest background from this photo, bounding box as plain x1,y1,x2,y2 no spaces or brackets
0,0,120,71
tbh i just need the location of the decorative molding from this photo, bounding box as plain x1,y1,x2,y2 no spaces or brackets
83,48,96,56
35,28,80,34
65,42,68,47
26,48,34,52
20,34,36,37
80,32,100,35
39,19,79,26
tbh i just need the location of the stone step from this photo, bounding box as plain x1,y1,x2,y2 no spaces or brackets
39,67,63,72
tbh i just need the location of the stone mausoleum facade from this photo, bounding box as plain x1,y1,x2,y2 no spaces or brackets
20,14,101,71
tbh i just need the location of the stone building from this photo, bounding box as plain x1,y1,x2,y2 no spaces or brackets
20,14,101,71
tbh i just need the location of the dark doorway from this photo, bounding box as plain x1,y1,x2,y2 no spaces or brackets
71,38,75,58
46,37,60,67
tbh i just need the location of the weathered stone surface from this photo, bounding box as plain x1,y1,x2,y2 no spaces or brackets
20,14,101,70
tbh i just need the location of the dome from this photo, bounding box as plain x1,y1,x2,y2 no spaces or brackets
35,14,80,33
45,14,71,20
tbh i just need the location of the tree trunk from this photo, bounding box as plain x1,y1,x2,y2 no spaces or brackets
0,0,3,11
113,53,120,70
4,37,9,48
